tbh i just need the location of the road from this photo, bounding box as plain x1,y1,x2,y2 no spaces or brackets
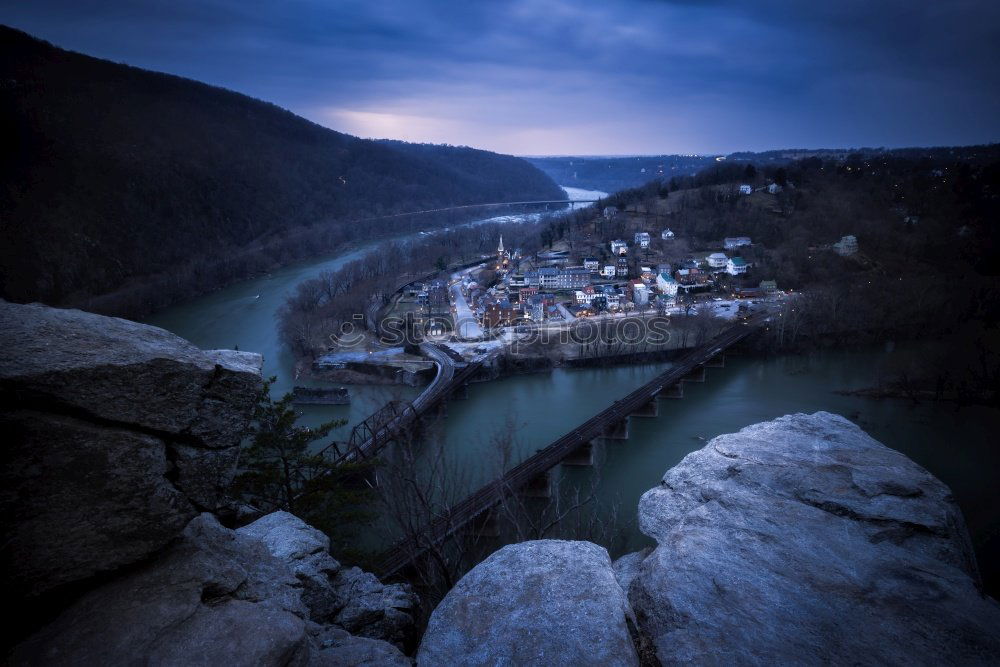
450,269,485,340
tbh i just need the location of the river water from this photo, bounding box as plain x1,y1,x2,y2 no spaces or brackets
145,187,1000,592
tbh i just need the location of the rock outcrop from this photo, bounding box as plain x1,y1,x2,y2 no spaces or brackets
625,411,1000,664
418,540,639,666
237,511,418,647
3,302,415,665
13,513,409,666
0,301,263,599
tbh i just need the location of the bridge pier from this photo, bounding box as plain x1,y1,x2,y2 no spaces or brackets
630,398,658,418
660,382,684,399
683,365,706,383
521,470,554,499
562,442,595,466
705,353,725,368
466,511,501,538
601,418,630,440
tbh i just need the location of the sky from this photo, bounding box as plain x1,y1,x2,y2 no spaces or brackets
3,0,999,155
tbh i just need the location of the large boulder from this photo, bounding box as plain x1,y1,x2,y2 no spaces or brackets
0,301,263,599
237,511,418,647
418,540,639,666
13,514,409,666
628,411,1000,664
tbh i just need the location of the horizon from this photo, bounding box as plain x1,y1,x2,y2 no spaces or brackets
2,1,999,156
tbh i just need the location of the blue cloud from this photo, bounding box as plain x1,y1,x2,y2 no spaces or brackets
2,0,998,153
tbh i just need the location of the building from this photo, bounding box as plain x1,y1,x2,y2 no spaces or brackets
602,285,622,309
538,267,560,288
483,301,515,328
656,272,679,297
616,256,629,278
768,183,783,194
640,266,654,281
603,206,619,220
507,273,527,288
707,252,729,269
601,264,616,278
726,257,749,275
834,235,858,256
630,279,650,305
575,285,595,303
610,239,628,256
739,184,753,195
555,267,591,289
661,228,675,240
569,304,595,318
634,232,650,248
519,286,539,301
724,237,752,250
496,235,511,270
528,295,544,322
759,280,778,295
583,257,599,271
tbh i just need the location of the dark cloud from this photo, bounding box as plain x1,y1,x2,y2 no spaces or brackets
2,0,998,153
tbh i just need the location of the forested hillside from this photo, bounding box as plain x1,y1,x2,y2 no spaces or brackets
0,27,563,314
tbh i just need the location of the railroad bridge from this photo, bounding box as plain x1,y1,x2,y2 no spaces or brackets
320,343,492,465
375,312,768,578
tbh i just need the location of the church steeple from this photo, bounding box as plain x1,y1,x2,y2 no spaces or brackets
498,234,504,255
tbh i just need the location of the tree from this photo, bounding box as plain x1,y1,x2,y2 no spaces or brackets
232,378,375,556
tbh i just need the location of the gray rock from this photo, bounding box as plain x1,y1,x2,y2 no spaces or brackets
0,301,262,598
15,514,418,666
630,411,1000,665
330,567,418,646
309,626,410,666
238,511,418,646
12,514,310,666
238,511,344,622
0,410,195,600
418,540,639,666
612,547,651,595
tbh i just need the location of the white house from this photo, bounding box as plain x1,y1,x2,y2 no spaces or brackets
656,272,679,297
726,257,748,275
575,289,595,305
601,264,617,278
634,232,650,248
768,183,783,194
661,228,675,241
603,206,619,220
724,237,751,250
706,252,728,269
610,239,628,255
834,235,858,256
739,184,753,195
583,258,599,271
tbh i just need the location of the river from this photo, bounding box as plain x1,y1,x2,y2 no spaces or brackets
145,186,999,593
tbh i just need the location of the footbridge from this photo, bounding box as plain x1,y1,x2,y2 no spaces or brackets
323,343,491,465
376,312,768,577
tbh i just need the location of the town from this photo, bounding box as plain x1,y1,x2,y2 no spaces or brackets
396,194,843,341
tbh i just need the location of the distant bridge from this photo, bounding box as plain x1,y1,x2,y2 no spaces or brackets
354,199,600,223
376,312,768,578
